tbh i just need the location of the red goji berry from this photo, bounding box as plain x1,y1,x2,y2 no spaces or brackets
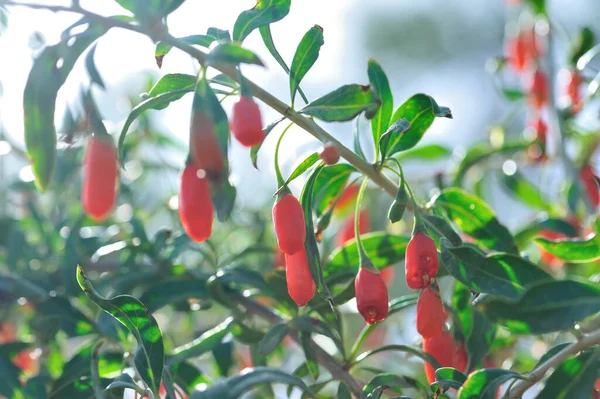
423,331,458,384
581,165,600,208
355,267,389,324
453,344,468,373
405,232,439,289
273,193,306,255
507,34,529,72
231,95,264,147
416,286,447,339
82,134,118,222
190,112,225,180
336,209,370,247
285,248,316,306
179,164,214,243
527,68,549,109
319,142,340,165
560,68,583,111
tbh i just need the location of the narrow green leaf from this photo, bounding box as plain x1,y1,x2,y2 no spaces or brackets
536,349,599,399
300,84,381,122
480,279,600,334
386,94,451,155
207,27,231,42
212,341,234,377
24,22,104,192
353,117,368,161
440,240,552,299
423,214,463,247
457,369,524,399
465,310,496,371
532,343,572,370
76,266,164,396
337,383,352,399
313,164,356,217
85,44,105,89
396,144,452,162
250,117,284,169
207,42,264,66
35,296,97,337
258,323,289,356
167,318,233,365
514,218,579,248
355,345,442,371
525,0,546,15
300,333,319,379
361,374,419,399
0,357,25,399
379,118,411,159
501,170,554,212
139,277,209,312
233,0,291,42
368,58,393,157
433,188,518,253
155,35,215,67
148,73,196,100
91,341,106,399
290,25,324,105
433,368,467,391
277,152,320,192
534,234,600,263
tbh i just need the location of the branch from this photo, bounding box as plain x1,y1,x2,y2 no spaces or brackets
507,328,600,398
235,294,365,397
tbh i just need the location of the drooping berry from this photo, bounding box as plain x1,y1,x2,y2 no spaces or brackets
179,164,214,242
319,142,340,165
355,267,389,324
507,34,529,72
336,209,370,247
416,286,447,339
82,134,118,222
190,112,224,180
285,248,316,306
405,232,439,289
580,165,600,208
273,193,306,255
423,331,458,384
560,68,583,111
527,68,549,109
231,96,264,147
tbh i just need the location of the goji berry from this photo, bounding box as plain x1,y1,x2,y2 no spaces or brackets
179,164,214,243
453,344,468,373
416,286,447,339
560,68,583,111
355,267,389,324
231,95,264,147
336,209,370,247
285,248,316,306
527,68,549,109
405,232,439,289
423,331,458,384
273,193,306,255
319,142,340,165
507,34,529,72
190,112,224,180
82,134,118,222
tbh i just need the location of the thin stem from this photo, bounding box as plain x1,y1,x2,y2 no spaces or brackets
274,122,294,191
355,178,377,273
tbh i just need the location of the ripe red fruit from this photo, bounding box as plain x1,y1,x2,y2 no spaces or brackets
561,68,583,110
273,193,306,255
231,96,264,147
355,267,389,324
423,331,457,384
179,164,214,243
527,68,549,109
453,344,468,373
507,34,529,72
416,287,447,339
319,142,340,165
82,134,118,221
405,232,439,289
580,165,600,208
285,248,316,306
190,112,225,180
336,209,370,247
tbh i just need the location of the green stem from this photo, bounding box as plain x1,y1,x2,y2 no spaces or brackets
404,179,428,236
355,178,377,273
274,122,294,195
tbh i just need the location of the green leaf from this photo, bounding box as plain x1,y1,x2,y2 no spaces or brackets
277,152,320,192
207,27,231,42
386,94,451,155
313,164,356,217
300,84,381,122
212,179,237,222
465,310,496,371
327,233,410,278
354,345,442,371
361,373,417,399
514,218,579,248
300,333,319,379
113,0,185,18
0,357,25,399
118,88,192,163
167,318,233,365
189,367,316,398
480,279,600,334
24,22,104,192
212,341,233,377
440,240,552,299
36,296,97,337
367,58,393,157
85,44,105,89
290,25,324,106
533,343,572,370
534,234,600,263
170,362,210,393
76,266,164,396
457,369,524,399
300,164,332,302
337,383,352,399
433,368,467,391
501,170,554,212
25,375,48,399
423,214,463,247
258,323,289,356
51,376,114,399
259,25,309,104
148,73,196,100
233,0,291,43
207,42,264,66
535,349,599,399
433,188,518,253
525,0,546,15
139,277,209,312
379,118,411,160
396,144,452,162
155,35,215,67
250,117,284,169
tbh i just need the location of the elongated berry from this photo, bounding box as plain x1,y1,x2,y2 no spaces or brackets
319,142,340,165
423,331,458,384
231,96,264,147
179,164,214,242
560,68,582,110
416,286,446,339
405,232,439,289
527,68,549,109
355,267,389,324
273,193,306,255
190,112,224,180
285,248,315,306
336,209,370,247
82,134,118,221
507,34,529,72
580,165,599,208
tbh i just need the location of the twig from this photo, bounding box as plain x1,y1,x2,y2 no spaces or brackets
507,328,600,398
